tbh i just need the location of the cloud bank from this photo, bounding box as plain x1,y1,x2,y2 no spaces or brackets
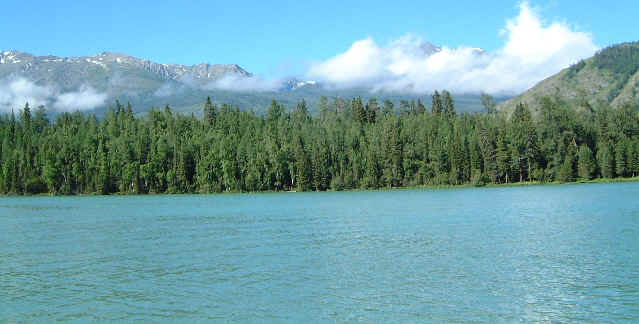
54,85,108,111
0,77,107,112
204,75,284,92
307,2,599,95
151,75,284,97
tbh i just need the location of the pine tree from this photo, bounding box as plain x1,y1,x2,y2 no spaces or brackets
416,99,426,114
97,139,111,194
558,149,576,183
21,102,31,133
480,93,497,114
351,97,366,123
431,91,443,115
362,148,380,189
366,98,378,123
295,137,312,191
318,96,330,121
577,145,595,180
0,93,636,196
615,140,628,177
312,138,330,191
442,91,456,117
631,141,639,177
597,141,615,179
203,96,217,126
509,103,536,182
496,131,510,183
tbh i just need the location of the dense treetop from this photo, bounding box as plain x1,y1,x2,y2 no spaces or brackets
1,92,637,195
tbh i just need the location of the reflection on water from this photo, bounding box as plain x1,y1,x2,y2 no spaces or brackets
2,183,639,322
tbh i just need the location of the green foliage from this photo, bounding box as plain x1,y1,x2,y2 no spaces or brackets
500,42,639,114
203,96,217,126
0,92,636,196
25,177,47,194
565,60,586,79
432,91,443,115
577,145,595,180
480,93,497,114
597,141,615,179
557,149,576,183
592,43,639,103
592,42,639,76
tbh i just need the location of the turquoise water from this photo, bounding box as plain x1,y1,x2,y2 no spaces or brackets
2,183,639,322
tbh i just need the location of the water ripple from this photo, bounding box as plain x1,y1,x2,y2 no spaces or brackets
2,183,639,322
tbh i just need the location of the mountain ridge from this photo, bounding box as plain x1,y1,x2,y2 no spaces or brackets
500,42,639,113
0,49,504,115
0,49,251,88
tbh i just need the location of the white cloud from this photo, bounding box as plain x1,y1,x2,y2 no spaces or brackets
204,75,283,92
151,74,285,94
307,1,599,95
0,78,53,109
53,85,107,111
153,82,182,97
0,77,107,112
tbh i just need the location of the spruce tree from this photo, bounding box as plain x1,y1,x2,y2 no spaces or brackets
496,131,510,183
577,145,595,180
431,91,443,115
416,99,426,114
615,140,628,177
442,91,456,117
295,137,312,191
203,96,217,126
366,98,378,123
597,141,615,178
558,149,576,183
351,97,366,123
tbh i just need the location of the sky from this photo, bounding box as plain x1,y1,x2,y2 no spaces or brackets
0,0,638,104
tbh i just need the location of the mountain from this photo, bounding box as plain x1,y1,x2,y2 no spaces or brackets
500,42,639,113
0,50,503,116
0,50,250,89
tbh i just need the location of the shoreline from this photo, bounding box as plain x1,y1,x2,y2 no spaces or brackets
2,177,639,198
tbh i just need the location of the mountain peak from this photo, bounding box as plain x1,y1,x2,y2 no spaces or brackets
0,49,251,83
420,42,442,55
0,50,32,64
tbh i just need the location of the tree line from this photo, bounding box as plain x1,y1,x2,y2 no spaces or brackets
0,91,638,195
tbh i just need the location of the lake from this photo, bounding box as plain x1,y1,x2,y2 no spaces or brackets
2,183,639,322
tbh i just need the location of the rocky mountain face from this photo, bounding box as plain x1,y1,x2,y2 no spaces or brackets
0,50,251,91
500,42,639,113
0,49,496,116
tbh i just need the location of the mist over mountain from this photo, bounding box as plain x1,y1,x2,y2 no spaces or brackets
0,2,606,117
0,50,251,113
0,49,503,116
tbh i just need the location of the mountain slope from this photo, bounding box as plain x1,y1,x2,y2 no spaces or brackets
0,50,250,91
0,50,504,116
500,42,639,112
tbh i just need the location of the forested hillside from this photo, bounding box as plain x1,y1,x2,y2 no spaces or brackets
1,92,638,195
501,42,639,113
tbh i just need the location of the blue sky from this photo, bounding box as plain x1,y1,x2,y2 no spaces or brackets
1,0,637,78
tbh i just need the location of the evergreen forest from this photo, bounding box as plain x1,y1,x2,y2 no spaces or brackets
1,91,638,195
